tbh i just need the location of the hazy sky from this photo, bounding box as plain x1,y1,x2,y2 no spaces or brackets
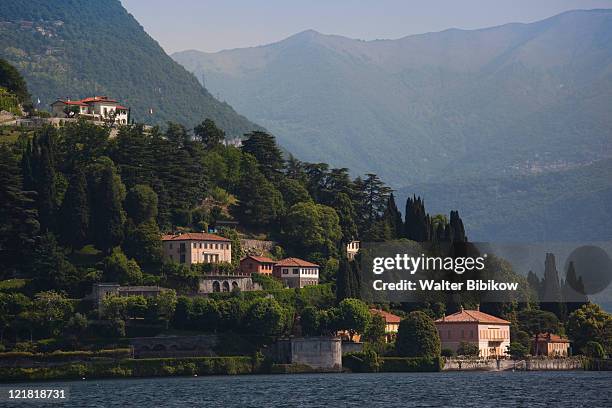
120,0,612,53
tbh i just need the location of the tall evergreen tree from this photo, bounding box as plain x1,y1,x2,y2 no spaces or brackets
194,118,225,150
563,261,589,316
404,195,430,242
382,193,403,239
241,131,284,180
356,173,391,235
0,144,39,276
448,210,467,242
26,128,58,232
58,170,89,250
541,253,567,320
92,164,126,253
234,155,284,230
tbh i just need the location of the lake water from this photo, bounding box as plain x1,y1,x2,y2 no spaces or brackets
2,371,611,407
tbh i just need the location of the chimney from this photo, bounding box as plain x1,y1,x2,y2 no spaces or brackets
476,303,480,311
459,305,464,312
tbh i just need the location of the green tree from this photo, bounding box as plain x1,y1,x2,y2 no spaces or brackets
0,144,39,276
395,311,441,357
300,306,322,336
280,178,312,207
517,309,561,336
147,290,177,328
92,163,126,253
0,58,31,106
364,313,387,343
194,118,225,149
33,291,74,337
172,296,193,330
245,297,287,337
582,341,606,359
57,170,89,250
219,228,242,267
124,184,158,224
338,298,371,340
27,128,58,232
102,247,143,285
123,220,163,268
234,155,284,229
283,202,342,257
567,303,612,352
29,233,79,292
506,342,528,359
190,297,220,331
241,131,284,180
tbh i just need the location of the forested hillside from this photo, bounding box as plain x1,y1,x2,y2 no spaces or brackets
0,0,261,136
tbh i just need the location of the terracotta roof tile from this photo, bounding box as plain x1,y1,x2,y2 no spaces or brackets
242,255,276,264
370,309,401,324
435,310,510,325
274,257,319,267
161,232,230,242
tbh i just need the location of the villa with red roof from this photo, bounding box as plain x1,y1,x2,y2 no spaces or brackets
51,96,129,124
273,257,319,288
435,307,511,358
239,255,276,275
161,232,231,266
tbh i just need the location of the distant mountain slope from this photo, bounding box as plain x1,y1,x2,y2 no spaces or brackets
0,0,261,135
398,158,612,242
173,9,612,186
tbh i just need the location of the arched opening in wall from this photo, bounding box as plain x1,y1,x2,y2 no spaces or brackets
222,281,230,292
213,281,220,292
232,281,238,290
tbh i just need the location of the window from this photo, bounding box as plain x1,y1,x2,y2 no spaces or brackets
448,330,451,339
283,269,289,275
293,268,299,274
180,254,186,264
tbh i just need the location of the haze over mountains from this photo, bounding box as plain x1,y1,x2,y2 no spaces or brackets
0,0,261,136
174,9,612,241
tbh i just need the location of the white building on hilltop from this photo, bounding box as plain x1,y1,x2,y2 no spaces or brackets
51,96,129,124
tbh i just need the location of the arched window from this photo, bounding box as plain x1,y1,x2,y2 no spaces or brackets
232,281,239,290
222,281,230,292
213,281,221,292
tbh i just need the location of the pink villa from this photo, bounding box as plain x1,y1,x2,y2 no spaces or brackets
435,308,511,358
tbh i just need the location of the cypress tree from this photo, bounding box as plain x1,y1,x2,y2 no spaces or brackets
404,195,429,242
58,170,89,250
28,129,58,233
0,144,39,276
449,210,467,242
92,164,125,253
382,193,403,239
563,261,588,316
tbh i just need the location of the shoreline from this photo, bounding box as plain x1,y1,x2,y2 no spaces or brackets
1,355,607,383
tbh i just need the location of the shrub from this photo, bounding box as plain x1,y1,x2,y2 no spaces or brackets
441,348,455,358
457,341,480,357
395,311,440,358
582,341,606,359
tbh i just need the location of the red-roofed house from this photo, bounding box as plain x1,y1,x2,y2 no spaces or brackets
435,307,511,358
161,232,231,265
239,255,276,275
532,333,570,357
273,257,319,288
51,96,129,124
370,309,401,342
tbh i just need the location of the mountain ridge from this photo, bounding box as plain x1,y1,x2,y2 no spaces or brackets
0,0,262,136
